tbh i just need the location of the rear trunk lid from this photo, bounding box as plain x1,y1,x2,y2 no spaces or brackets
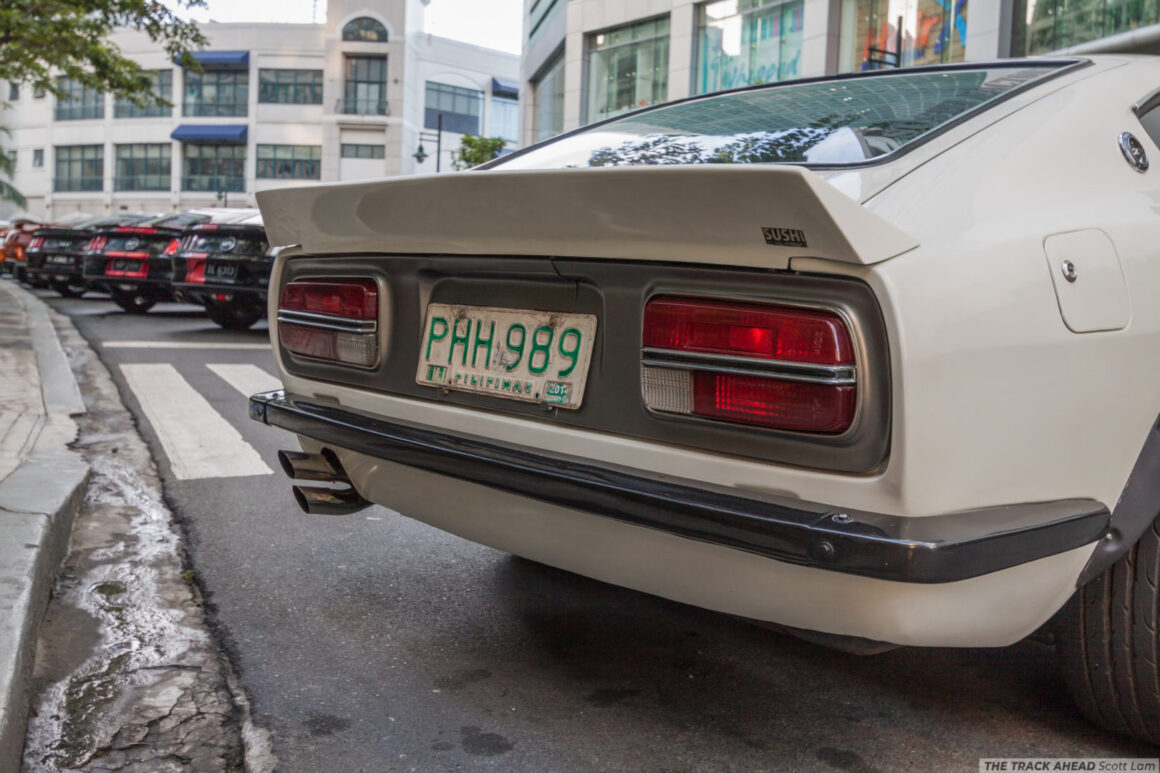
258,165,919,271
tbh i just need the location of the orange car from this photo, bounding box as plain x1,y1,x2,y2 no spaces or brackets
0,219,47,283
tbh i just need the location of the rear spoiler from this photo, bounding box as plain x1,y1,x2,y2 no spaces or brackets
257,166,918,269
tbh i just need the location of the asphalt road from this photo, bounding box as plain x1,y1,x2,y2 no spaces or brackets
36,288,1159,772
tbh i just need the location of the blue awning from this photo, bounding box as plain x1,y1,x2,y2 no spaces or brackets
181,50,249,68
492,77,519,99
171,124,248,143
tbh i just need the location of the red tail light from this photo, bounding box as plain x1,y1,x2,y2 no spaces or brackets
28,236,44,249
278,279,379,367
163,238,180,256
87,235,107,251
641,296,857,434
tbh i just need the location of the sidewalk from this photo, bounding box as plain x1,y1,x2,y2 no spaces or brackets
0,278,90,772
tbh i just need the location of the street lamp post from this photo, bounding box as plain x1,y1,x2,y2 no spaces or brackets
413,112,444,172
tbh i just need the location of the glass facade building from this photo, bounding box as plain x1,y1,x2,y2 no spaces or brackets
533,53,566,142
695,0,805,94
837,0,968,71
1010,0,1154,54
586,17,671,123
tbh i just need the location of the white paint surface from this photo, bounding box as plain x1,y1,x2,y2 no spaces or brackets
120,364,272,480
105,342,271,350
207,364,283,399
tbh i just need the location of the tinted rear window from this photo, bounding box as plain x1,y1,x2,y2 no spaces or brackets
497,65,1066,170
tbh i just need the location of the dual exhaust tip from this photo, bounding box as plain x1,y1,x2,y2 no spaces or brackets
278,448,370,516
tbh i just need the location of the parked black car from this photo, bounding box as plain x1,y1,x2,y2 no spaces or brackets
82,209,257,314
171,213,273,330
26,214,154,297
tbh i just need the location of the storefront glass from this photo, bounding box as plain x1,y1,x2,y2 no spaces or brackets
1011,0,1160,54
585,17,670,124
695,0,804,95
838,0,968,72
534,53,565,142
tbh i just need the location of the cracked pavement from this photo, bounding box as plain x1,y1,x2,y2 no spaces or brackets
20,304,268,773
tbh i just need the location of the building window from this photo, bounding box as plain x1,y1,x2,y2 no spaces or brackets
586,17,670,124
425,81,483,134
342,56,387,114
533,53,565,142
256,144,321,179
1010,0,1147,54
528,0,564,48
115,144,171,191
114,70,173,118
184,69,248,117
6,150,15,170
696,0,803,94
8,83,18,101
259,69,323,104
55,77,104,121
33,149,43,167
182,143,245,192
33,84,44,99
341,143,385,159
54,145,104,192
491,95,519,144
342,16,388,42
838,0,967,70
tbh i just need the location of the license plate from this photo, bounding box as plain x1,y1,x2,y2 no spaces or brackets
111,259,139,272
416,303,597,409
206,261,238,280
48,255,72,265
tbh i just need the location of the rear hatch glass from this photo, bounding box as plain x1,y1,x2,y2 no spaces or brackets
181,232,268,257
495,64,1071,170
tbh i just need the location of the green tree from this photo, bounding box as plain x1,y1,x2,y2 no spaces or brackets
0,0,209,207
0,128,25,208
0,0,208,106
451,135,507,171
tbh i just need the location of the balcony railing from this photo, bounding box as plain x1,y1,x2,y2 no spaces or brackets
335,98,389,116
114,175,172,192
183,102,248,118
53,176,104,192
181,175,245,193
54,105,104,121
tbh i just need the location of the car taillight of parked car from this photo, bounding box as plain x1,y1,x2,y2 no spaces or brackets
163,239,180,256
277,279,379,368
87,236,107,251
28,236,44,250
640,296,857,434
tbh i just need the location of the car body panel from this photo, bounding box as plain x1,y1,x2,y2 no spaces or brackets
251,56,1160,646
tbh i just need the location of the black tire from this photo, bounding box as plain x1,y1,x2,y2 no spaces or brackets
111,289,157,314
1057,517,1160,744
52,281,86,298
206,301,263,330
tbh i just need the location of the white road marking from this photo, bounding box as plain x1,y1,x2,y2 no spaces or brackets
103,341,271,350
120,363,273,480
207,364,282,399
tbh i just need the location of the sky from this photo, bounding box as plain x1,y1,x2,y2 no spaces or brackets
166,0,524,54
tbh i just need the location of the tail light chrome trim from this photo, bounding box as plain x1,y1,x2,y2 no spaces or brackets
641,347,856,386
276,309,377,335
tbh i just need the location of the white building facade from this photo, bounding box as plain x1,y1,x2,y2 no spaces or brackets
0,0,520,220
520,0,1160,145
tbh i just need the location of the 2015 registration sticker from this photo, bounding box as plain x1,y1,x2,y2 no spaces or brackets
415,303,598,409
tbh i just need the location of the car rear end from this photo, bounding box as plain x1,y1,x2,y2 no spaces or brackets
251,59,1152,657
172,217,270,328
82,224,183,297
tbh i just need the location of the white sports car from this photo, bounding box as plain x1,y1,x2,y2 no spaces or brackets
252,56,1160,743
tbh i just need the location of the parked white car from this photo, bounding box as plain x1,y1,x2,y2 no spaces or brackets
252,56,1160,743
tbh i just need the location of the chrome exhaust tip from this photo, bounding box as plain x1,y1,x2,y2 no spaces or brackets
278,449,349,483
291,484,371,516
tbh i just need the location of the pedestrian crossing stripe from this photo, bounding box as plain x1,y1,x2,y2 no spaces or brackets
120,363,273,480
207,363,283,399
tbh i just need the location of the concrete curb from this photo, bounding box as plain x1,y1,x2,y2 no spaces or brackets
0,280,90,773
